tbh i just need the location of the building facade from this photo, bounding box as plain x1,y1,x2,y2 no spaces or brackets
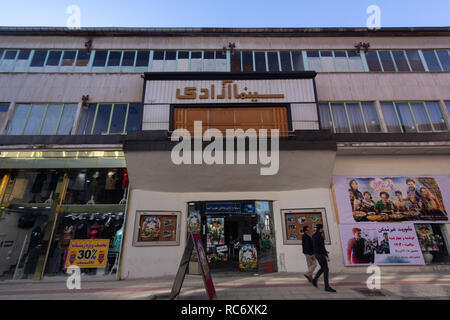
0,27,449,281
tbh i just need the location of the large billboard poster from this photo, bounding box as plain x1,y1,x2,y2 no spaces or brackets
340,223,424,266
333,176,450,224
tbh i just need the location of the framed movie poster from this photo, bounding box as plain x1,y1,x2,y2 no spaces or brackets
281,208,330,245
133,211,181,246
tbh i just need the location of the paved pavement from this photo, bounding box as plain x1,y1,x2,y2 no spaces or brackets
0,271,449,300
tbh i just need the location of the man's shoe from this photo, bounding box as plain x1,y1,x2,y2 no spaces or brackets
304,274,312,282
325,287,336,293
311,278,318,288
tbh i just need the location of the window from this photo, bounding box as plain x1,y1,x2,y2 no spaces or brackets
291,51,304,71
0,103,9,112
7,103,77,135
215,51,227,72
306,51,321,71
77,103,142,135
93,50,108,67
381,101,447,133
436,50,450,71
446,102,450,116
61,51,77,67
230,51,241,72
30,50,48,67
254,52,266,72
392,51,410,72
347,51,365,71
75,50,90,67
406,50,425,71
121,51,136,67
107,51,122,67
135,51,150,68
0,103,9,128
242,51,253,72
422,50,442,71
46,51,62,68
320,51,334,72
164,51,177,72
378,51,396,72
334,51,349,72
365,51,382,72
190,51,202,72
267,52,279,72
319,102,380,133
203,51,215,71
280,51,292,71
151,50,164,72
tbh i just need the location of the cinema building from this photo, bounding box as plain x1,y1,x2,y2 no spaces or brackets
0,27,449,281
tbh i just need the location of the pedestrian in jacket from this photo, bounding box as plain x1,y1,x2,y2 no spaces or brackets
312,224,336,292
301,226,317,282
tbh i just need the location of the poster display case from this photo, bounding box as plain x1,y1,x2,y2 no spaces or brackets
281,208,330,245
133,211,181,246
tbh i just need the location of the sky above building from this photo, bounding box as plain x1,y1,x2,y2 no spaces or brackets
0,0,449,28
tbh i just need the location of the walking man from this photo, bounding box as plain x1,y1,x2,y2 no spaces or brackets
301,226,317,282
312,224,336,292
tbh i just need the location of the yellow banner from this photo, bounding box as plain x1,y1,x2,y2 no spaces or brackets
65,239,110,268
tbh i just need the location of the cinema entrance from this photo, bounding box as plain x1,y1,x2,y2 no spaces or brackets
187,200,277,274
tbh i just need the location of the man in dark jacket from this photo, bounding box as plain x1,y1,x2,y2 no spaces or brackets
312,224,336,292
301,226,317,282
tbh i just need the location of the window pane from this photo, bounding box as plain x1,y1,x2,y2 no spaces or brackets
395,102,416,132
242,51,253,72
381,102,402,132
203,51,215,71
126,104,142,132
378,51,395,72
0,50,3,59
109,104,127,133
320,51,334,72
4,50,17,60
151,50,164,71
267,52,279,72
334,51,349,72
422,50,442,71
436,50,450,71
77,104,97,134
190,51,202,72
46,51,62,66
40,104,62,134
405,50,425,71
425,101,447,131
280,52,292,71
121,51,136,67
93,104,112,134
347,51,364,71
23,104,46,134
136,51,150,67
57,104,77,134
254,52,266,72
215,50,227,72
306,51,321,71
107,51,122,67
410,102,432,132
0,104,9,112
61,51,77,66
331,103,350,133
445,102,450,117
75,51,90,66
291,51,304,71
164,51,177,71
176,51,189,71
318,103,332,130
346,103,365,132
230,51,241,72
18,50,31,60
365,51,382,72
30,50,48,67
7,104,30,134
392,51,410,72
361,102,381,132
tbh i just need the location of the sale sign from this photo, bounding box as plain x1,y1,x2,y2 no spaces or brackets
64,239,110,268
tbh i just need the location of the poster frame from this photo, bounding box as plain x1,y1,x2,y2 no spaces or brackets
133,210,181,246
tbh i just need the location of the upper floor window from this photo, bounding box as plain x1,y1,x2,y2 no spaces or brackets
318,102,381,133
365,50,427,72
76,103,142,135
380,101,448,133
229,50,305,72
306,50,365,72
6,103,78,135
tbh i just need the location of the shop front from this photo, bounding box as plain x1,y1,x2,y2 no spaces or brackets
0,151,130,281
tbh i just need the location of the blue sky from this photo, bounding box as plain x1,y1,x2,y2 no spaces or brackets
0,0,449,28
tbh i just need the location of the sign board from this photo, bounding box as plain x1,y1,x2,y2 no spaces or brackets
170,233,216,300
64,239,110,268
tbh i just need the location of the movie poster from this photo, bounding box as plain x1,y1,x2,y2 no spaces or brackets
333,176,450,224
138,214,177,242
340,223,424,266
239,244,258,270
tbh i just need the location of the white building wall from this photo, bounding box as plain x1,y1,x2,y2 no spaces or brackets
120,188,342,279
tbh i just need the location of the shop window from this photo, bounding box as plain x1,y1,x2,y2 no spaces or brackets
7,103,77,135
242,51,253,72
422,50,442,71
254,52,266,72
392,51,411,72
215,50,227,72
405,50,425,71
306,51,321,72
230,51,241,72
365,51,382,72
291,51,304,71
436,50,450,71
279,51,292,72
267,52,279,72
77,103,141,135
320,51,334,72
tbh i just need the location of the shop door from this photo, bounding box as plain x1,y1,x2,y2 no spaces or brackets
173,107,289,136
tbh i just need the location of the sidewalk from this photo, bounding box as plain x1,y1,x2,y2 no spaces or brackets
0,271,449,300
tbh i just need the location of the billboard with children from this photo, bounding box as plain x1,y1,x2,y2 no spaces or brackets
333,176,450,224
339,223,424,266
